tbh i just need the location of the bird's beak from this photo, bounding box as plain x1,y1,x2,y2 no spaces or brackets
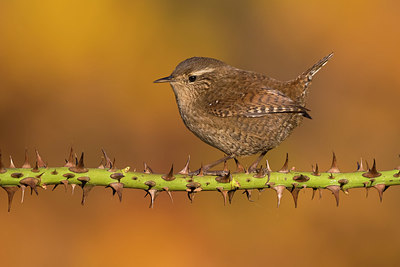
153,75,173,83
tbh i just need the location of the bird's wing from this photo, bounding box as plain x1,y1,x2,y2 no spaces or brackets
206,87,311,119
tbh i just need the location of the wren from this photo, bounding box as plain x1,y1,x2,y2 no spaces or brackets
154,53,333,173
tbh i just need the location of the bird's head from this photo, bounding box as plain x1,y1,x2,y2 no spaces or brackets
154,57,228,100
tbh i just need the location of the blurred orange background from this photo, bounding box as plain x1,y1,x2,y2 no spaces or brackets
0,0,399,266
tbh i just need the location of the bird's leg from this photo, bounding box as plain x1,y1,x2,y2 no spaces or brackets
190,155,233,176
248,151,267,173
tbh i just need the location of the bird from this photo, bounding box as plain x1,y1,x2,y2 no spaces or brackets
154,53,333,173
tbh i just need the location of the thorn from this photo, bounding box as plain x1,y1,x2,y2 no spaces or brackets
374,184,389,202
357,158,365,172
253,166,266,178
163,187,174,203
11,173,23,178
327,152,340,173
186,182,202,203
110,173,125,183
109,158,117,172
81,184,95,205
51,169,58,175
362,159,382,178
78,176,90,188
216,187,228,206
97,158,105,169
312,163,320,176
63,173,75,179
0,151,6,173
223,160,228,172
326,185,340,207
162,164,175,181
35,149,46,168
178,155,191,175
31,161,39,173
143,162,153,174
227,189,236,204
243,189,254,202
338,179,349,188
147,189,160,208
53,180,68,192
198,163,204,176
107,182,124,202
311,188,317,200
215,171,232,183
64,147,76,167
20,185,26,203
265,160,272,173
9,155,15,169
22,148,31,169
293,174,310,183
1,186,19,212
144,180,156,189
271,185,285,208
101,148,112,169
69,152,88,173
234,158,246,173
19,177,39,195
289,185,301,208
318,188,322,199
278,153,290,173
71,184,76,195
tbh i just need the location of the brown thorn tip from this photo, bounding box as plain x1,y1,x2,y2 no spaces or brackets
326,185,340,207
9,156,15,169
216,187,228,206
198,163,204,176
327,152,340,173
163,187,174,203
289,186,301,208
34,149,46,168
81,184,95,205
64,147,75,167
19,177,39,195
144,162,153,174
278,153,289,173
357,158,365,172
362,159,382,178
107,183,124,202
312,163,320,176
162,164,175,181
234,158,246,173
215,171,232,183
101,148,112,169
272,185,285,208
266,160,272,173
179,155,190,175
223,160,228,172
243,189,253,202
228,189,236,204
373,184,389,202
1,186,19,212
22,148,31,169
311,188,317,200
108,158,117,172
147,189,160,208
69,152,89,173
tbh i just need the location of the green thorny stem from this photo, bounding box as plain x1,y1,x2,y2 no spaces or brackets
0,148,399,212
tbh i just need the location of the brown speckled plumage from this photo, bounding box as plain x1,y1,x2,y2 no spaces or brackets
155,54,332,157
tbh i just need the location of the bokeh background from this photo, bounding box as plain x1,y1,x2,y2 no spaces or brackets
0,0,399,266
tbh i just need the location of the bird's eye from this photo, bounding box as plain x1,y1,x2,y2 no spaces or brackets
188,75,197,82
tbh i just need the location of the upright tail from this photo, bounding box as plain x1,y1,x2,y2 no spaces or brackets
302,52,334,78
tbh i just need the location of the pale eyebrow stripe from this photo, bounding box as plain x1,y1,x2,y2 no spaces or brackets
190,68,215,76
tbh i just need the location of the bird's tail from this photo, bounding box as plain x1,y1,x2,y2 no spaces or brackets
302,52,334,78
